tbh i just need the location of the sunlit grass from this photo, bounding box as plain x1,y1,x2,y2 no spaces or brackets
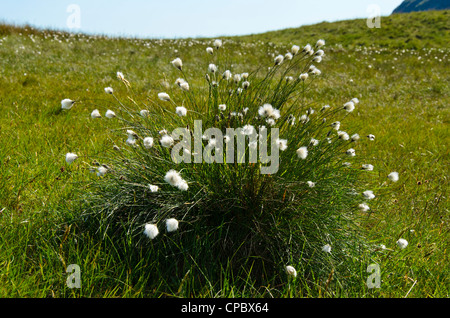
0,10,448,298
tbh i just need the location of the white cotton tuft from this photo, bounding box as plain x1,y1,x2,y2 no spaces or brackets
65,153,78,164
388,172,399,182
105,110,116,118
91,109,101,118
166,218,179,233
285,265,297,278
296,146,308,160
143,224,159,240
160,134,174,148
396,238,408,249
176,106,187,117
143,137,154,149
61,99,75,110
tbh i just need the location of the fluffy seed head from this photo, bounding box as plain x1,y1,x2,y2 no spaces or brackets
65,153,78,164
388,172,399,182
166,218,179,232
61,99,75,110
285,265,297,278
91,109,101,118
105,109,116,118
322,244,332,253
104,87,114,94
396,238,408,249
176,106,187,117
363,190,375,200
143,224,159,240
171,57,183,70
143,137,154,149
296,146,308,159
160,134,174,148
158,92,171,101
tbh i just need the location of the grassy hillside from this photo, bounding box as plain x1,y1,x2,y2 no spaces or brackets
0,10,448,298
236,10,450,49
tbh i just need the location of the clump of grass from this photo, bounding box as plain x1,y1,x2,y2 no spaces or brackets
66,39,391,289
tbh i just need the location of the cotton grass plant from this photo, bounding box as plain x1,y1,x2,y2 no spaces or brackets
69,39,387,290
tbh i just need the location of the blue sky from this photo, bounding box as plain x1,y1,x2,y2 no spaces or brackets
0,0,403,38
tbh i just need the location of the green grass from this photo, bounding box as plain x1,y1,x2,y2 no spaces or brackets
0,10,449,298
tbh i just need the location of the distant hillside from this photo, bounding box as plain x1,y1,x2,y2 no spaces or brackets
393,0,450,14
235,10,450,49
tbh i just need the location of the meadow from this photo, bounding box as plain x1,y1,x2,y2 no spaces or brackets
0,10,448,298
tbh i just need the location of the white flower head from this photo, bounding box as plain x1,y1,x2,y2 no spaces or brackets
307,181,316,188
310,138,319,146
367,134,376,141
164,170,188,191
363,190,375,200
351,133,360,142
276,138,288,151
296,146,308,160
143,137,154,149
65,152,78,164
140,109,150,118
396,238,408,249
91,109,101,118
180,82,190,91
218,104,227,111
176,106,187,117
117,72,125,81
105,109,116,118
242,124,256,136
158,92,171,101
223,70,232,80
148,184,159,193
285,265,297,278
97,166,108,177
143,223,159,240
362,164,374,171
331,121,341,131
337,131,349,141
388,172,399,182
358,203,370,212
208,63,218,73
316,39,325,48
61,99,75,110
206,47,214,55
291,45,300,55
171,57,183,70
213,39,222,49
285,52,293,60
299,73,309,81
322,244,332,253
166,218,179,233
160,134,174,148
346,148,356,156
274,54,284,65
258,104,280,120
104,87,114,94
343,101,355,112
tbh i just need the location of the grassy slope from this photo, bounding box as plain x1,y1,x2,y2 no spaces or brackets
0,10,448,297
